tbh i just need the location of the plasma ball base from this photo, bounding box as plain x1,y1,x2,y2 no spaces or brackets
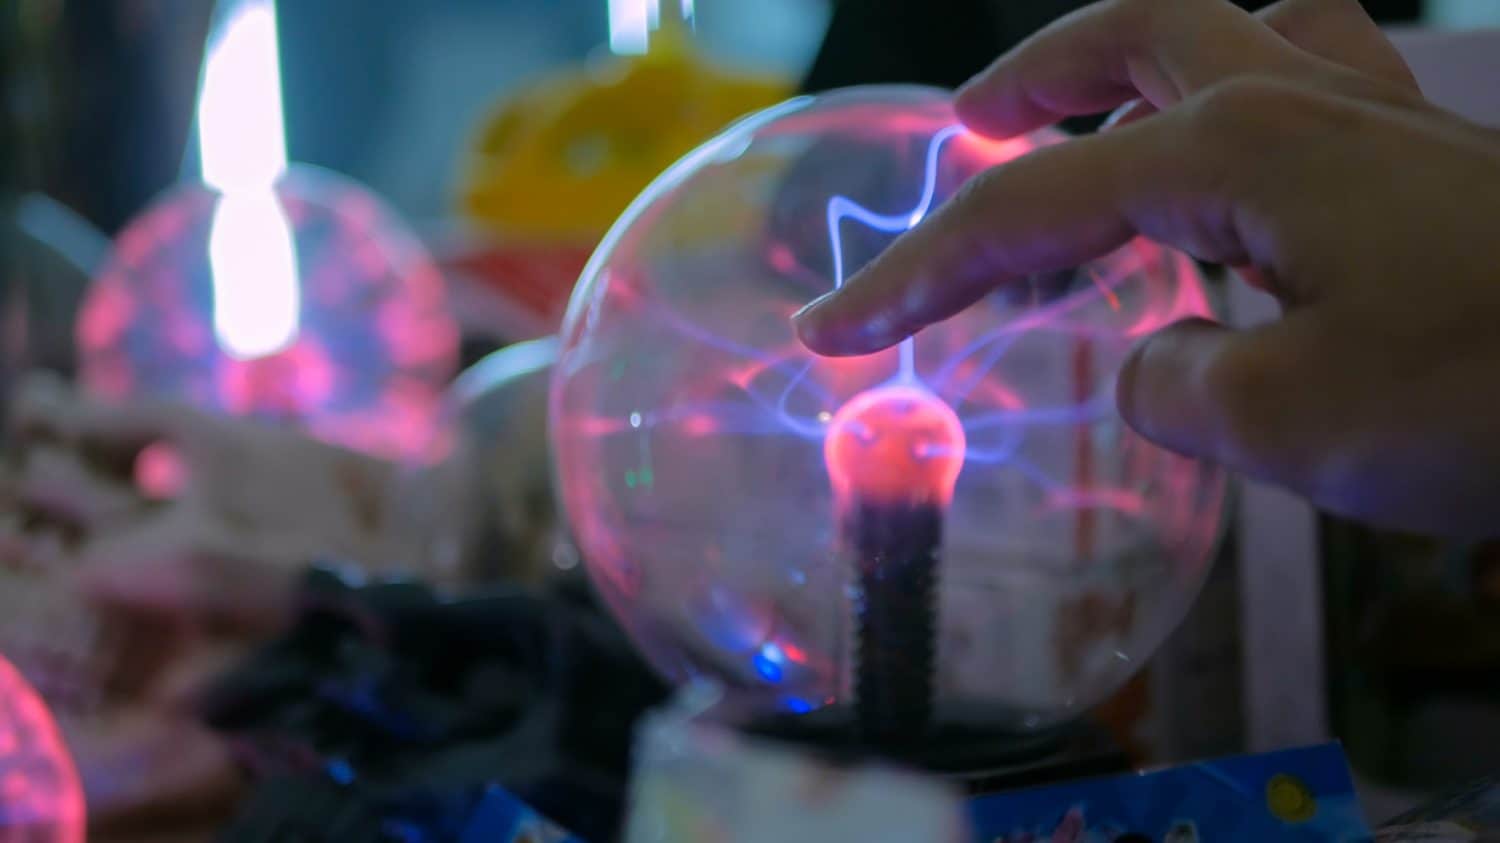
845,499,942,747
742,705,1129,793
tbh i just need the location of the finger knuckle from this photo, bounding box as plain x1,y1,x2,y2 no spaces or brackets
1191,76,1372,149
1188,78,1298,145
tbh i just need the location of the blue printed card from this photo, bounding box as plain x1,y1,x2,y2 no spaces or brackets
969,743,1371,842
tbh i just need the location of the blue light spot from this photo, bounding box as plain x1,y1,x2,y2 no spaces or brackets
754,651,783,683
760,641,786,665
784,696,814,714
326,757,356,784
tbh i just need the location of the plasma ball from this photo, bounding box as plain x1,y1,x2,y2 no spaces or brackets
0,655,85,843
823,384,966,508
549,86,1228,736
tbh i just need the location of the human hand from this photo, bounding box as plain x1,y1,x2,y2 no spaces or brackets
793,0,1500,537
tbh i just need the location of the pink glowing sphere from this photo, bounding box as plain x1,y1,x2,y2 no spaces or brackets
824,384,965,509
0,654,84,842
78,165,459,463
551,87,1226,730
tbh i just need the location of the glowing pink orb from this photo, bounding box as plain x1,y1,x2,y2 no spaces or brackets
0,654,84,843
78,165,459,463
552,87,1225,729
133,441,187,500
824,385,965,508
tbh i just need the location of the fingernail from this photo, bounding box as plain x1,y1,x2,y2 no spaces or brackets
1100,104,1131,131
792,291,835,323
1101,100,1151,132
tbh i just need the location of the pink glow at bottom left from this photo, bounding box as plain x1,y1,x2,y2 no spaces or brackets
0,655,84,843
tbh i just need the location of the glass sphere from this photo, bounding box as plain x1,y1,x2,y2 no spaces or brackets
77,165,459,463
0,654,84,842
551,87,1226,734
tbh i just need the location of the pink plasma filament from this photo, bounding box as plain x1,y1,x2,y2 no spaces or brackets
823,384,966,509
0,655,84,843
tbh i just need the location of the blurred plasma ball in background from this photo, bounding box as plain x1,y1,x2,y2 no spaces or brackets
77,164,460,463
0,654,84,843
551,86,1226,734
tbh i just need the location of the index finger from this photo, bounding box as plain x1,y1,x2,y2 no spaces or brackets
792,82,1290,356
954,0,1408,139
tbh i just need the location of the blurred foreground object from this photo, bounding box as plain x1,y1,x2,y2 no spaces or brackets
446,24,791,342
0,653,85,842
625,683,967,843
628,684,1372,842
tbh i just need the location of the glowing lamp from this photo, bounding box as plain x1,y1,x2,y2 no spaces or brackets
550,87,1226,741
76,166,459,464
0,654,84,843
824,384,965,508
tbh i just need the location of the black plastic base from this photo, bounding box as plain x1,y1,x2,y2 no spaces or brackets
846,499,942,747
742,705,1130,795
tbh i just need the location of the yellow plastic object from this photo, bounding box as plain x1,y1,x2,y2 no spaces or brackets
460,29,791,240
1266,773,1318,823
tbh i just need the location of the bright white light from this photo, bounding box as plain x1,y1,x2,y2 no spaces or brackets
198,0,288,193
608,0,693,55
209,191,300,359
197,0,299,360
608,0,651,54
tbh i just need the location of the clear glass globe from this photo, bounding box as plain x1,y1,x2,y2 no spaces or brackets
551,87,1226,736
77,165,459,463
